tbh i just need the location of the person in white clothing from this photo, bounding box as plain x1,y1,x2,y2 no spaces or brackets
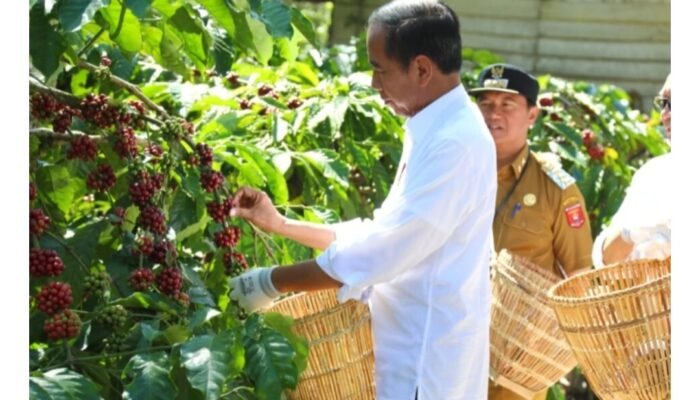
227,1,497,399
592,73,671,267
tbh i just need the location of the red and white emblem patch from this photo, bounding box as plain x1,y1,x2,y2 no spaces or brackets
564,204,585,228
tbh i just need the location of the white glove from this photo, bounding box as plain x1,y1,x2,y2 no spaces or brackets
621,221,670,245
228,267,281,313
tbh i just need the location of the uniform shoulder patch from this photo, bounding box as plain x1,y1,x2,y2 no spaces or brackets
533,151,576,190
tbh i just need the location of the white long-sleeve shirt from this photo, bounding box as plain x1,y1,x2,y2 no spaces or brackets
592,153,671,268
316,85,497,400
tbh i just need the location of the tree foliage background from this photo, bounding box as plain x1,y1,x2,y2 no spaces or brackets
27,1,668,399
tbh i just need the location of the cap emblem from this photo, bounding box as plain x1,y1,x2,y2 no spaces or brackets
484,65,508,89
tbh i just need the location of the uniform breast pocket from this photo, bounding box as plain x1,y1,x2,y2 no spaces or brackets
501,208,547,235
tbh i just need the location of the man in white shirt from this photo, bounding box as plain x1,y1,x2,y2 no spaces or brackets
228,1,497,398
592,73,671,267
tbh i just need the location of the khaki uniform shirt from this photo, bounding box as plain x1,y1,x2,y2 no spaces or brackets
489,146,593,400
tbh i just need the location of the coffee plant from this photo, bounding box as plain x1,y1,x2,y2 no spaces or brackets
28,1,667,399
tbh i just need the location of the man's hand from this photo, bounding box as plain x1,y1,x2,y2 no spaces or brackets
228,267,281,313
229,187,284,234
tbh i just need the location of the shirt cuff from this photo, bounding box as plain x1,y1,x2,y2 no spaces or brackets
316,242,371,303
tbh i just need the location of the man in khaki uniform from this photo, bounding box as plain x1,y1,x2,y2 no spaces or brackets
470,64,594,400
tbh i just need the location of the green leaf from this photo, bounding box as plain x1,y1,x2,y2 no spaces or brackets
152,0,183,18
160,28,191,78
67,219,111,270
57,0,109,32
297,149,349,188
30,368,101,400
546,122,583,147
188,286,217,307
99,1,142,53
288,61,319,86
123,352,178,400
232,11,273,64
188,307,221,330
263,312,309,373
141,25,164,64
168,7,211,70
196,0,236,38
164,324,192,344
277,36,299,63
258,0,292,38
244,317,298,398
233,143,289,203
546,384,566,400
115,292,179,315
180,332,236,400
170,190,201,236
308,95,349,136
35,165,84,217
290,7,316,46
126,0,152,18
30,5,66,78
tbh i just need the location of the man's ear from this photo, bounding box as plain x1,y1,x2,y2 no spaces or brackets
527,105,540,126
412,55,433,87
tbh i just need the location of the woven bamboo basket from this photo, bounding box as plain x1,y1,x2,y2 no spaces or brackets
266,289,375,399
547,258,671,400
489,250,578,398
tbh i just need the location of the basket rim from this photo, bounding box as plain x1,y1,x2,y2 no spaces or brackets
546,258,670,305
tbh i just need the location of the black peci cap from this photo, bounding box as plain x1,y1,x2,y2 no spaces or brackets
469,64,540,105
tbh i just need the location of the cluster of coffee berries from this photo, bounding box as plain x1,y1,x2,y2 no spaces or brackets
36,282,73,315
52,105,81,133
138,206,167,235
175,291,190,308
287,98,303,109
44,309,81,341
30,93,60,120
206,198,234,223
149,240,177,265
224,251,248,276
581,129,605,161
214,226,241,248
156,267,183,295
83,271,111,298
81,93,120,128
30,209,51,236
30,249,65,277
133,236,154,256
200,170,224,192
258,84,274,97
128,267,155,291
103,331,128,352
147,144,163,158
67,135,98,161
129,172,164,206
86,164,117,192
95,305,128,328
538,97,554,107
196,143,213,167
114,126,139,159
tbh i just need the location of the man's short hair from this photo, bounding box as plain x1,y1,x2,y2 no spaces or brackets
368,0,462,74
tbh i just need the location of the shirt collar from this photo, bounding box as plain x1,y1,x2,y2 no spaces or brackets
405,84,469,146
507,145,530,179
